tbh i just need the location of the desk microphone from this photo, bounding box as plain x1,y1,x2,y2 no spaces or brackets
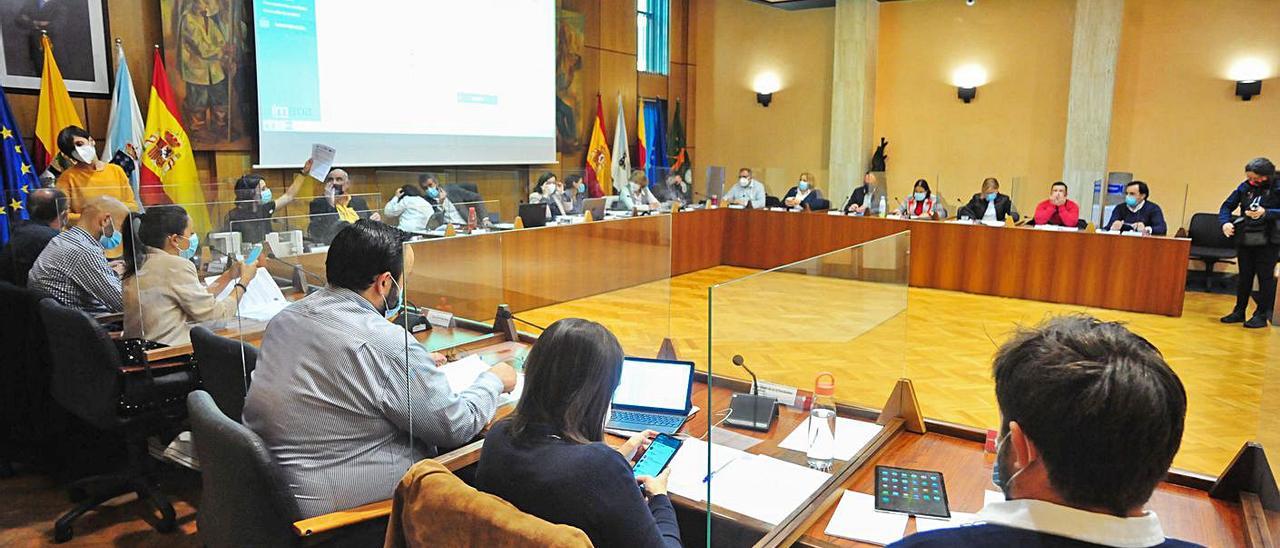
723,354,777,432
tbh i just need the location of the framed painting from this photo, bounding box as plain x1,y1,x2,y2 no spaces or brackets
0,0,111,95
160,0,255,151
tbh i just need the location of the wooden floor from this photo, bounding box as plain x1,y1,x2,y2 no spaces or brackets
518,265,1280,477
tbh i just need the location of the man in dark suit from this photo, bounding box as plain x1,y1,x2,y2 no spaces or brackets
0,188,66,287
308,168,377,244
843,172,882,215
891,316,1193,548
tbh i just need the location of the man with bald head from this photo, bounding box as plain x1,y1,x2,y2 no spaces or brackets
1,188,67,286
28,196,129,315
308,168,378,244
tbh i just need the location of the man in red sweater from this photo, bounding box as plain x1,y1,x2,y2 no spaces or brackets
1034,181,1080,228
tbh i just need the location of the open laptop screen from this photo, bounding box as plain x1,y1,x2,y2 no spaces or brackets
612,357,694,414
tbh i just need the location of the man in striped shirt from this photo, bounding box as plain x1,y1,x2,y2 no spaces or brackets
28,196,130,315
243,220,517,518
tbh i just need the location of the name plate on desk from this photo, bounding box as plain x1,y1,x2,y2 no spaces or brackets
827,210,847,216
728,204,747,210
769,207,787,212
426,308,455,328
756,380,800,408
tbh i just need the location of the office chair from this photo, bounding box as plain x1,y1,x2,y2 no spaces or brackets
38,298,192,542
1187,212,1237,290
190,326,257,422
188,390,301,547
0,282,52,475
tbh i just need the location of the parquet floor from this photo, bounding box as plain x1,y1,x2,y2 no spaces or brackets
517,266,1280,477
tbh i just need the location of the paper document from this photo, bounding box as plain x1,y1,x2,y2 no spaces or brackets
438,354,523,406
777,417,884,461
308,144,336,181
665,438,748,502
983,489,1004,507
207,268,289,321
913,512,979,534
824,490,908,545
709,455,830,525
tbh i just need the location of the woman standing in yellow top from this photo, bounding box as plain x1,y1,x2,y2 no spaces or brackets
55,126,141,224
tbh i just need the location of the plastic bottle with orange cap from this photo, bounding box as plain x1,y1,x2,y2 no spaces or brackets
806,372,838,472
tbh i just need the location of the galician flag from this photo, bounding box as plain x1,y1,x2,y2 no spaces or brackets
103,41,145,208
583,94,611,198
610,92,630,191
33,34,82,176
140,47,209,230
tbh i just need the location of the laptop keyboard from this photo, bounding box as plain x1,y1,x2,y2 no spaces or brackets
611,410,684,428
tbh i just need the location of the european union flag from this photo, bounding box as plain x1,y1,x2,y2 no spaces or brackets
0,86,38,245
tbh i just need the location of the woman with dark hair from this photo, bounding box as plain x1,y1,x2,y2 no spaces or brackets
564,173,588,213
53,125,140,227
1219,157,1280,328
476,319,681,548
530,171,576,216
383,184,434,233
895,178,946,219
225,160,311,244
122,205,258,345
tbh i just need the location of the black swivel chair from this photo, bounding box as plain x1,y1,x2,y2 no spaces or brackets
38,298,191,542
0,281,51,476
190,326,257,422
188,390,387,547
188,390,301,547
1188,212,1237,290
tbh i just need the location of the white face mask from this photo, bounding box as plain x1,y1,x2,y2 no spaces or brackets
75,144,96,164
630,182,641,192
542,183,556,196
738,177,750,187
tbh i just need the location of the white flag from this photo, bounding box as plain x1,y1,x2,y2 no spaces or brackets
610,92,630,193
102,43,145,208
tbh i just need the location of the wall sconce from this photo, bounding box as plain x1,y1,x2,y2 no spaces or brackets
952,64,988,105
753,72,781,108
1236,80,1262,101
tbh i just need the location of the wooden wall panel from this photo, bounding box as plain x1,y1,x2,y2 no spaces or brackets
670,0,689,65
599,49,639,145
599,0,639,55
638,72,668,100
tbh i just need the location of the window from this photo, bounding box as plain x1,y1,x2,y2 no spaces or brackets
637,0,669,75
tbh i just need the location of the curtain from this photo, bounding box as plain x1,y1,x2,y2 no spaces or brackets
644,0,669,74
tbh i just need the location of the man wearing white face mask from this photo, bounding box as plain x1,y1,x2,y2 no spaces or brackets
723,167,765,209
244,220,518,518
29,196,131,315
53,126,140,227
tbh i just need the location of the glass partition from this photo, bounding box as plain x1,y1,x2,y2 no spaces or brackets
376,169,523,222
704,231,911,543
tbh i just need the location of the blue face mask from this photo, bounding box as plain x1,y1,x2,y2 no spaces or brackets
383,276,404,320
798,181,810,191
99,221,122,250
260,188,273,204
986,192,998,202
426,187,440,199
992,431,1011,495
1125,195,1139,207
178,233,199,260
576,182,587,194
913,192,926,202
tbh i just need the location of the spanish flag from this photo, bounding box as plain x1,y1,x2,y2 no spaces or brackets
140,48,209,231
33,34,82,175
583,94,611,198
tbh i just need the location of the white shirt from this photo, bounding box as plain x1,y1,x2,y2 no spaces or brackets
976,499,1168,548
724,179,766,208
383,194,434,233
982,199,999,222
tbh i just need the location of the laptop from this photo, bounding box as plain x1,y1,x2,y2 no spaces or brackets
518,203,549,228
606,357,695,435
582,197,607,220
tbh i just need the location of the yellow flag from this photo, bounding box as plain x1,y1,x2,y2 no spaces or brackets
140,49,209,231
34,34,81,173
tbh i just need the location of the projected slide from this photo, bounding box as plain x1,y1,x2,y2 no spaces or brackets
253,0,555,167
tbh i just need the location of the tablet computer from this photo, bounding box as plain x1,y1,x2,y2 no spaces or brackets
874,465,950,519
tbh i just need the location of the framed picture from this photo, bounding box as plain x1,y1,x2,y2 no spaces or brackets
160,0,256,151
0,0,112,95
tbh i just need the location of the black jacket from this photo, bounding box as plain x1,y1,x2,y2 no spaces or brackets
843,184,879,212
0,222,59,286
959,193,1020,222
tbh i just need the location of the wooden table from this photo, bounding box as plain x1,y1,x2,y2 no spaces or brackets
670,208,1192,316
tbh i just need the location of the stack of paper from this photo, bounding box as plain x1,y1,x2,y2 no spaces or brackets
913,512,979,533
776,417,884,461
666,438,830,525
439,354,524,406
209,268,290,321
665,437,746,501
824,490,909,545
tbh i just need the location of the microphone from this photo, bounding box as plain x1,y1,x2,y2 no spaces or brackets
724,354,777,432
262,252,325,295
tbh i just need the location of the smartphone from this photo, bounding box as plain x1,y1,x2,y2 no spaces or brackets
245,243,263,265
633,433,683,478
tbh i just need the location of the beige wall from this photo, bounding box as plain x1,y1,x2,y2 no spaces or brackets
692,0,835,198
872,0,1075,211
1108,0,1280,230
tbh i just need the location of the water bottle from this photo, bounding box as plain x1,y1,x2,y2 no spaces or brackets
806,372,838,472
878,196,888,218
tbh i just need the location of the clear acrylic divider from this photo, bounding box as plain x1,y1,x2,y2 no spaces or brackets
378,169,521,223
706,231,911,544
